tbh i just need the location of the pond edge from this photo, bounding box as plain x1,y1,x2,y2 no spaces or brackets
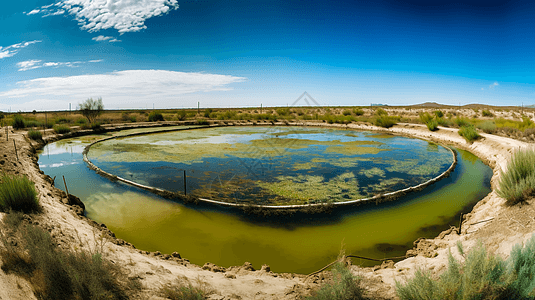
82,124,458,211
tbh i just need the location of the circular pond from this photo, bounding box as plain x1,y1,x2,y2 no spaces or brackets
38,126,492,274
86,126,455,206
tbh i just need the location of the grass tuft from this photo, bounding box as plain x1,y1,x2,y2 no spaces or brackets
497,147,535,205
397,236,535,300
12,114,25,129
161,277,211,300
148,111,164,122
426,119,439,131
53,124,71,134
0,174,39,213
374,115,397,128
458,125,480,142
28,129,43,140
307,262,366,300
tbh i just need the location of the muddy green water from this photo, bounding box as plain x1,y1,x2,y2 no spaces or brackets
38,126,492,274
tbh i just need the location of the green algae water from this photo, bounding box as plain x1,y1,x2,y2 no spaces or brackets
87,126,454,205
38,126,492,274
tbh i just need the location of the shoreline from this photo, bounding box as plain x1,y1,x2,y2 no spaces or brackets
0,120,529,299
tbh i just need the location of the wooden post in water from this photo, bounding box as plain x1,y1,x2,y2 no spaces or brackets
183,170,187,196
63,175,70,196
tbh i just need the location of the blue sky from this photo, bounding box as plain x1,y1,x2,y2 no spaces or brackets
1,0,534,111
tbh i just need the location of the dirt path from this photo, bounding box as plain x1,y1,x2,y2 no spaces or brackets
0,122,531,299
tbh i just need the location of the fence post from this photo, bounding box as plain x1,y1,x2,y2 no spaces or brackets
63,175,70,196
13,139,18,160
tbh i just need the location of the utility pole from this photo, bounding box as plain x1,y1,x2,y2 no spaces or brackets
261,103,262,114
197,102,200,115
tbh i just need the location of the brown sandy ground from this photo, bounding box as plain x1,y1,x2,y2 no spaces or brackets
0,114,532,299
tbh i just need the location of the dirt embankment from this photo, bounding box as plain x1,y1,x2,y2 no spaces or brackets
0,121,531,299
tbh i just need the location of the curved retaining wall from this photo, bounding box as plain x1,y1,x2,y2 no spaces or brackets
83,125,457,211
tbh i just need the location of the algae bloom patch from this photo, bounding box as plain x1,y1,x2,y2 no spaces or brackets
87,126,453,205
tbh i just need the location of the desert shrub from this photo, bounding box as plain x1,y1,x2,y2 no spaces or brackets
276,107,291,116
11,114,25,129
25,120,41,128
177,110,187,121
507,234,535,298
204,108,213,118
91,122,102,131
482,109,494,117
55,117,70,124
434,110,444,118
0,222,132,300
397,237,535,300
342,109,352,116
53,124,71,134
497,147,535,205
374,108,388,116
129,116,137,122
353,108,364,116
454,117,471,127
458,125,479,142
419,112,433,124
477,121,497,134
374,115,397,128
426,119,439,131
437,118,453,127
28,129,42,140
0,174,39,213
161,278,210,300
75,118,88,125
148,111,164,122
307,262,365,300
196,119,209,125
396,242,510,300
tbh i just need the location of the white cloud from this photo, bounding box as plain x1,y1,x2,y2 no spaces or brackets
0,70,246,111
489,82,499,89
17,60,43,71
0,40,41,59
29,0,179,34
92,35,113,41
92,35,121,42
27,9,40,15
16,59,102,71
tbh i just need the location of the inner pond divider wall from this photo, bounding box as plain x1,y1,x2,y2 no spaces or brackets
82,124,457,212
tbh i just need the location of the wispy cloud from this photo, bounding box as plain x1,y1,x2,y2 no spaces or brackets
92,35,121,42
17,59,102,71
0,40,41,59
0,70,246,111
28,0,179,34
489,81,499,89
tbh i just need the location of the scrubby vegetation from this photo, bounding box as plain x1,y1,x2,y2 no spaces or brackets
12,114,25,129
0,174,39,213
53,124,71,134
27,129,43,140
160,277,211,300
148,111,164,122
497,147,535,205
477,120,497,134
0,212,138,300
396,237,535,300
307,262,366,300
458,125,480,142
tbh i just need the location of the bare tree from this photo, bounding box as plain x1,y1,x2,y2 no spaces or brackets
78,97,104,124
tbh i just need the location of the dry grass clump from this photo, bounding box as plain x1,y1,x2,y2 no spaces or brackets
307,262,367,300
396,238,535,300
27,129,43,140
0,211,140,300
0,174,40,213
160,277,212,300
458,125,480,142
497,147,535,205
